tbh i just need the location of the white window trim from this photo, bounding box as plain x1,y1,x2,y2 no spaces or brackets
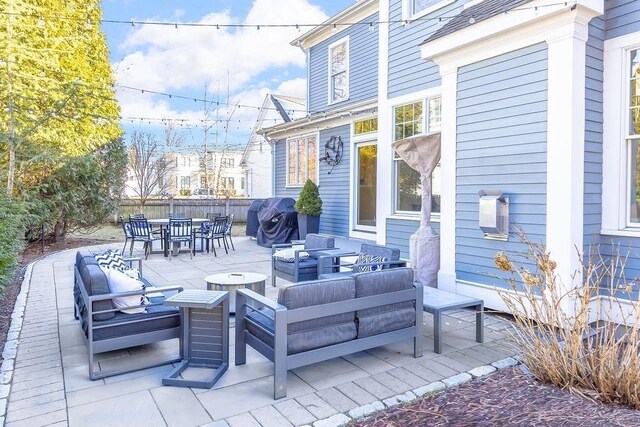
390,91,442,217
603,32,640,236
285,133,319,188
327,36,350,106
402,0,455,23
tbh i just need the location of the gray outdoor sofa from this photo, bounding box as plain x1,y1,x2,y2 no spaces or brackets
73,249,183,379
235,267,423,399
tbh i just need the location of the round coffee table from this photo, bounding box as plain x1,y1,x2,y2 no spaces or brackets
205,272,267,314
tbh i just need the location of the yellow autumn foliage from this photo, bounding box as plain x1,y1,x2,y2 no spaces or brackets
0,0,121,160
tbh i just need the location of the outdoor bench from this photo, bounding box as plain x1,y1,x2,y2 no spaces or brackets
73,249,183,379
235,267,423,399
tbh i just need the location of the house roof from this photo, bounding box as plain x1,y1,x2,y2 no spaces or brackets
423,0,533,44
241,94,305,164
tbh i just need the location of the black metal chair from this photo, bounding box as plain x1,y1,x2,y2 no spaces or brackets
205,217,228,257
167,218,194,259
224,214,235,251
129,218,163,259
119,216,134,254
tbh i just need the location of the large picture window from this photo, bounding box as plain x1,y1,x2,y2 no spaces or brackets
393,97,442,215
628,49,640,224
328,37,349,104
287,134,317,186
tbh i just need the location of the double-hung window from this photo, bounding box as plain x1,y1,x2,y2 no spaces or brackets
328,37,349,104
393,96,442,215
628,49,640,224
287,134,317,186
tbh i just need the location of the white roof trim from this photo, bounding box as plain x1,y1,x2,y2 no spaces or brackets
291,0,379,49
420,0,604,67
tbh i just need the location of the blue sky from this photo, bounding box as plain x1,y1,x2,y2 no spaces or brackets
100,0,348,151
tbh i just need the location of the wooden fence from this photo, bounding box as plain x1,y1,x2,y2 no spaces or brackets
118,198,257,223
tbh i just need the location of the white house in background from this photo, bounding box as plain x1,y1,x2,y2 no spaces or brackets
240,94,306,198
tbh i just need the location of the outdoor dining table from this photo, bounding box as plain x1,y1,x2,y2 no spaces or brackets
147,218,209,257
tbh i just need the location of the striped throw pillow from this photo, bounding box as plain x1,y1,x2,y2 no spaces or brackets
355,253,387,272
95,250,127,271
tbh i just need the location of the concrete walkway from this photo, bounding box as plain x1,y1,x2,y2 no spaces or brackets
4,237,517,427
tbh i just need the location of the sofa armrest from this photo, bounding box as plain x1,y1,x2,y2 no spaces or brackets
236,288,284,312
123,256,143,272
87,285,184,303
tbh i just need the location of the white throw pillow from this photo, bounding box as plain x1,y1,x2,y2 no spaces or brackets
106,268,149,314
273,248,309,263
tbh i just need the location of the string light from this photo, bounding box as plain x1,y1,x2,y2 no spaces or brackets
0,2,577,31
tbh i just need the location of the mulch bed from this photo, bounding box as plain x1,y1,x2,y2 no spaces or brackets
0,238,108,365
353,367,640,427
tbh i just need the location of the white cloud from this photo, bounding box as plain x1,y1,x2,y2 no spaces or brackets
115,0,326,93
114,0,326,141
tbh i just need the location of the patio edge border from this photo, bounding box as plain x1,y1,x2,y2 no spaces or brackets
308,356,520,427
0,261,34,425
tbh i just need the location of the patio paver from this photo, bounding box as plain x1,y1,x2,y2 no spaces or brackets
4,237,518,426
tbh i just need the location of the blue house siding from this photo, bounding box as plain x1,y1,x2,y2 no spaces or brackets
455,43,548,288
308,13,379,114
318,125,351,236
388,0,467,99
386,218,440,259
584,18,604,256
273,139,303,199
605,0,640,40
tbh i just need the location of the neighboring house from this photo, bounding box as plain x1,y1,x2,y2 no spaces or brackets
164,151,246,197
240,94,306,198
262,0,640,322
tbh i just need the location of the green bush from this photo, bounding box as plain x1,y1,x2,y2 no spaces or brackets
0,194,25,291
294,179,322,216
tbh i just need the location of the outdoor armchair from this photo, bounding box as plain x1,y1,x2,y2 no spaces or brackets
270,234,335,286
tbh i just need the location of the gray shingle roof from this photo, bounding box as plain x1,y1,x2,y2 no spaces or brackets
423,0,533,44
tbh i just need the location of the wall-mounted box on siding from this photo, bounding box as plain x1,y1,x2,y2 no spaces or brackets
478,190,509,240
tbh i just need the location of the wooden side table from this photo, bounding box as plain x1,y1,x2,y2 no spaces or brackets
205,272,266,314
162,290,229,388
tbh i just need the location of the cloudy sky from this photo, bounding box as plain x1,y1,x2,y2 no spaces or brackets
101,0,348,150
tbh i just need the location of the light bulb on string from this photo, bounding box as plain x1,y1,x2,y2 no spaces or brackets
332,23,337,32
86,19,92,29
469,16,476,24
369,22,374,32
37,16,45,28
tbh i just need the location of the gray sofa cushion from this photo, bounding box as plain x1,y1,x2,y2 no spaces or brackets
274,259,318,276
277,277,356,333
91,297,180,340
353,268,415,338
80,264,116,321
245,308,357,355
304,234,335,258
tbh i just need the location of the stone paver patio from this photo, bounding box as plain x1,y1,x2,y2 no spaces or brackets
3,237,517,426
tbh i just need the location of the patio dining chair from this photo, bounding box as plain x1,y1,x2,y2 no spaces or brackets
129,218,163,259
224,214,235,251
167,218,194,259
202,217,228,257
119,215,134,254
